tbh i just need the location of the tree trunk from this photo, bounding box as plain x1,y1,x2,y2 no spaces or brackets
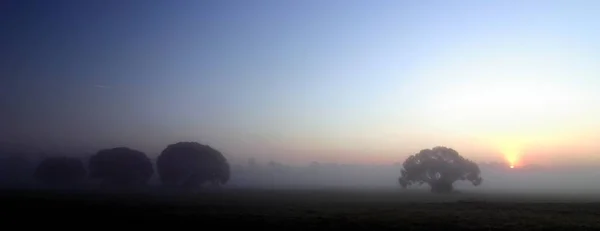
429,181,453,193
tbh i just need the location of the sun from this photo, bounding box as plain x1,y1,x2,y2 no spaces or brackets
506,154,519,168
503,149,520,169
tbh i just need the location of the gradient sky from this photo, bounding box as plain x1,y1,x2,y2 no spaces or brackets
2,0,600,166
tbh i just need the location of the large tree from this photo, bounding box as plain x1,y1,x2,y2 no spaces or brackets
157,142,230,190
34,156,86,187
89,147,154,187
398,146,482,193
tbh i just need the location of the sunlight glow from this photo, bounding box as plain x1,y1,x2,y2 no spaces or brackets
505,150,520,168
417,44,594,131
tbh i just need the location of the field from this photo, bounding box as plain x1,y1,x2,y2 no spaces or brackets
3,188,600,230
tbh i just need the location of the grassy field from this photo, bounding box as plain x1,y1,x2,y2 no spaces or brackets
3,188,600,230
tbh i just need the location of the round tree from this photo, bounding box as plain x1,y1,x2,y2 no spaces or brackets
157,142,230,189
398,146,482,193
89,147,154,187
35,156,86,187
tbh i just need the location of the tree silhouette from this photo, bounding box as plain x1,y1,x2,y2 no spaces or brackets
398,146,482,193
88,147,154,187
34,156,86,187
157,142,230,190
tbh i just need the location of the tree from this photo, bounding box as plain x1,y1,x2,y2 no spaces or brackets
156,142,230,190
34,157,86,187
398,146,482,193
88,147,154,187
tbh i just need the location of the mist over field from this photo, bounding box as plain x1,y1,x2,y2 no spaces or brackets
1,144,599,199
228,164,599,193
2,144,600,230
0,146,598,194
4,0,600,229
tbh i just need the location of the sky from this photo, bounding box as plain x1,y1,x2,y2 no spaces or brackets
2,0,600,166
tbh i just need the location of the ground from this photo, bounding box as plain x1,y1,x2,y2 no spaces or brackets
2,188,600,230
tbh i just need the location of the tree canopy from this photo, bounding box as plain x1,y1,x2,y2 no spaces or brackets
398,146,482,193
157,142,230,190
89,147,154,187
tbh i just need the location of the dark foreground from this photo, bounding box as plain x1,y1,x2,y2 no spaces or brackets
3,188,600,230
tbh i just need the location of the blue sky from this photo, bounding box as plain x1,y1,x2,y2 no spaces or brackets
2,0,600,165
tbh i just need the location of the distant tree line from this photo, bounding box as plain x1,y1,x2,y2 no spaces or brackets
0,143,483,194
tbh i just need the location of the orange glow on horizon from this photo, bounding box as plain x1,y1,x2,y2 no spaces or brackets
503,146,521,168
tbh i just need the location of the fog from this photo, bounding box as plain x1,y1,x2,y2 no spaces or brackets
476,167,600,194
2,146,600,197
223,160,600,195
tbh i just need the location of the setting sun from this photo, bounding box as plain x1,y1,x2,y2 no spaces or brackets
504,149,521,169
